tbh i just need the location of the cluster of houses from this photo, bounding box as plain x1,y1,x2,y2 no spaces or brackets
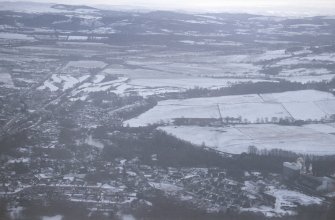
137,166,275,212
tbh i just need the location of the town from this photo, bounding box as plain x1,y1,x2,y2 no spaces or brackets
1,2,335,219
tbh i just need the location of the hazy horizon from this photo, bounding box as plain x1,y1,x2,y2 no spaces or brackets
1,0,335,16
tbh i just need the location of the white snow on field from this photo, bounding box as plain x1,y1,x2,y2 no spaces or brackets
132,61,262,78
315,100,335,115
275,68,334,83
279,68,330,77
209,63,262,77
255,39,294,44
277,74,335,83
160,126,249,153
242,186,323,217
282,102,327,121
128,78,267,90
259,90,334,103
124,94,263,126
38,74,89,92
39,81,59,91
124,105,220,127
93,75,105,83
273,57,309,66
0,32,34,40
164,94,263,106
198,50,289,64
304,53,335,63
71,77,129,100
102,67,179,79
101,65,273,96
181,19,223,25
60,75,83,90
158,124,335,155
68,35,88,41
125,90,335,126
42,215,63,220
64,60,107,69
180,40,242,46
0,73,14,88
303,123,335,134
253,50,290,62
219,102,290,123
180,40,196,44
290,23,327,28
270,188,322,211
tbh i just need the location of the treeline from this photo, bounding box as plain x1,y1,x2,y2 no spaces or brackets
172,116,335,127
102,129,231,168
115,98,157,121
162,78,335,100
246,146,335,177
96,125,335,176
312,156,335,177
234,149,298,175
99,128,298,174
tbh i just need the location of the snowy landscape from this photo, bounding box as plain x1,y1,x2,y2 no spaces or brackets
0,1,335,220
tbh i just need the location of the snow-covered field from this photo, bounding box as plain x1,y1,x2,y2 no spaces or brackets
42,215,63,220
128,78,264,89
33,48,335,98
63,60,107,69
126,60,262,78
121,50,334,83
0,32,34,40
105,62,273,96
71,76,129,101
125,90,335,126
219,102,290,122
123,89,335,155
278,68,331,77
158,124,335,155
0,72,15,88
242,184,323,217
259,90,334,102
304,53,335,63
122,78,269,97
276,68,335,83
126,105,221,127
276,74,335,83
40,73,261,98
38,74,90,92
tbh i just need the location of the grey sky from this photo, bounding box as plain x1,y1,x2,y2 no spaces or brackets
2,0,335,15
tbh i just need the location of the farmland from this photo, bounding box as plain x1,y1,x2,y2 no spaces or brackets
1,3,335,219
158,123,335,155
125,90,335,126
125,90,335,155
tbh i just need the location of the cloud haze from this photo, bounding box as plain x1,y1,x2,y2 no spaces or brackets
2,0,335,15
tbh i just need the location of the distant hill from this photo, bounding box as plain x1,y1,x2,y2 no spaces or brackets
51,4,98,11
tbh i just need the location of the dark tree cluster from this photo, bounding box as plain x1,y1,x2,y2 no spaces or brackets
165,78,335,100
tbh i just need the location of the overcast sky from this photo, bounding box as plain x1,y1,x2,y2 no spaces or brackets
3,0,335,15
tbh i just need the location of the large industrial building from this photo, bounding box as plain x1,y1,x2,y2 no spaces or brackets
283,159,335,195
